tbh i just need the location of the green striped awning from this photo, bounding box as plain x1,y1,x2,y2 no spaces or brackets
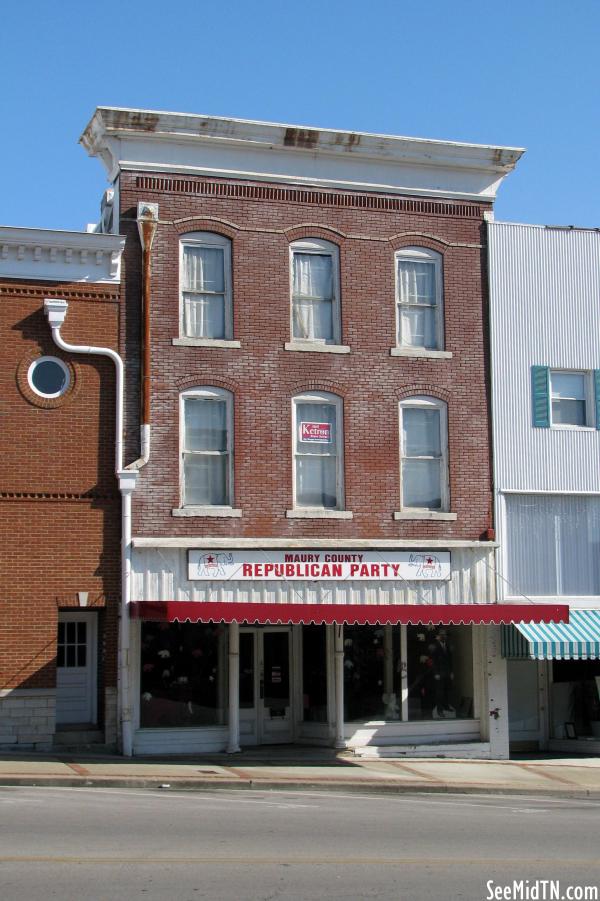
502,610,600,661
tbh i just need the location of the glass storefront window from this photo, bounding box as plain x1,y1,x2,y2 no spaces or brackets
406,625,474,721
344,626,401,721
551,661,600,740
344,624,474,723
140,622,228,728
302,625,328,722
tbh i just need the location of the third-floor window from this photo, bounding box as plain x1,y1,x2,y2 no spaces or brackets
395,246,443,351
180,232,232,340
290,239,341,345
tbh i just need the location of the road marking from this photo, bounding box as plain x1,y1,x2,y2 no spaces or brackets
0,855,598,866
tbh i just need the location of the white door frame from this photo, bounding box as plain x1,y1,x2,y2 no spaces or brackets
56,611,98,726
239,626,293,745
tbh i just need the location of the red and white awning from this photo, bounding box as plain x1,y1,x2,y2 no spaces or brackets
129,601,568,626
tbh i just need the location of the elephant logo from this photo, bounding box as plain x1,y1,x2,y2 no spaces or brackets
408,553,443,579
195,552,234,578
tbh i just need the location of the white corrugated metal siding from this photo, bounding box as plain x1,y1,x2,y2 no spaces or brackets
488,222,600,493
131,547,496,606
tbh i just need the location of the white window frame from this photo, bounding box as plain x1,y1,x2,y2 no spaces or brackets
179,232,233,343
291,391,346,514
398,396,450,514
289,238,341,347
394,246,444,352
27,356,71,399
177,386,238,516
549,369,593,429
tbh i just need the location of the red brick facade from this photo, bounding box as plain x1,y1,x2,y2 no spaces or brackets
118,173,494,541
0,280,120,695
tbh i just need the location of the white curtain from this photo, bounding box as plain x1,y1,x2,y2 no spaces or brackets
506,495,600,596
183,398,228,505
184,294,225,339
183,246,224,293
295,402,338,508
184,399,227,451
183,246,225,338
403,408,440,457
402,408,441,509
292,253,333,341
398,260,435,348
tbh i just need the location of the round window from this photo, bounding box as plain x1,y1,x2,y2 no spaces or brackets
27,356,71,398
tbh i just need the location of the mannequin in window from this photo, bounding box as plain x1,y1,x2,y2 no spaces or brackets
431,628,455,718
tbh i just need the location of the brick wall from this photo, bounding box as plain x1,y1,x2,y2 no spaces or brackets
119,173,494,541
0,281,120,698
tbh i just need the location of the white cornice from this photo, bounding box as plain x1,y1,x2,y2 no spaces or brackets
0,226,125,284
81,107,525,203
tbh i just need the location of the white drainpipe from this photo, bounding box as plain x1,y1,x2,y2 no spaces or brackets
44,298,138,756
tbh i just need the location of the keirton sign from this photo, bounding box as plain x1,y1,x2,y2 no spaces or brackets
188,550,451,581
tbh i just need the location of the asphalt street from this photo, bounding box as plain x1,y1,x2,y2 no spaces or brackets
0,786,599,900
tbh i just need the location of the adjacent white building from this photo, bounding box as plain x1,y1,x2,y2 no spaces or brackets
489,221,600,753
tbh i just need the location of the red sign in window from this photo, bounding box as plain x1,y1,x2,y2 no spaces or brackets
300,421,331,443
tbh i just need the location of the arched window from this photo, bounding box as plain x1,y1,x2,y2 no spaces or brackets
180,233,232,340
292,391,344,509
399,396,449,511
180,387,233,508
395,247,443,351
290,238,341,345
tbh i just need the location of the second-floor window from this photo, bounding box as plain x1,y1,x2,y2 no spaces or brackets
290,239,340,344
181,387,233,507
293,392,343,509
395,247,443,350
531,366,600,429
400,396,448,510
180,233,232,340
550,371,590,427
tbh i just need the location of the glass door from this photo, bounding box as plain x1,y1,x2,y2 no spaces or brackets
238,627,293,745
259,628,292,744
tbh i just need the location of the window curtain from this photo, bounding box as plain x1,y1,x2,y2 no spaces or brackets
506,494,600,596
183,246,226,339
184,398,228,505
292,253,334,341
402,408,442,509
295,402,338,508
398,260,436,348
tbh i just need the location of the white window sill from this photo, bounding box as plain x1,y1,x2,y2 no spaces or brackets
172,338,241,349
284,341,350,354
286,509,354,519
172,506,242,518
389,347,452,360
550,424,596,431
394,510,457,521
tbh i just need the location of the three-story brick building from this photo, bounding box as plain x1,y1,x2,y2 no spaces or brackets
71,108,565,758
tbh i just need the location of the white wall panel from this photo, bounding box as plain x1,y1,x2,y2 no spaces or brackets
489,222,600,493
131,547,496,607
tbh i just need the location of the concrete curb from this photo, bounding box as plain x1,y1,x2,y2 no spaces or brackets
1,775,599,800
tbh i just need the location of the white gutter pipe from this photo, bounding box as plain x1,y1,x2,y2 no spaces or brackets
44,298,138,756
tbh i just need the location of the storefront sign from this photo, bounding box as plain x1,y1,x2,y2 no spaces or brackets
300,421,331,443
188,550,451,581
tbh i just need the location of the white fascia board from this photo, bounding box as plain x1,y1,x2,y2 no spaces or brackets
132,536,498,549
0,226,125,284
81,107,525,203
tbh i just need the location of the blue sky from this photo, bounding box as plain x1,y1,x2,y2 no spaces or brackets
1,0,598,231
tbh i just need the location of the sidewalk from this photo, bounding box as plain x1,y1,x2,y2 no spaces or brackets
1,748,599,798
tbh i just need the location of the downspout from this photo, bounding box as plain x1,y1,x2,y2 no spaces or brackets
135,202,159,467
44,203,158,757
44,298,138,755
